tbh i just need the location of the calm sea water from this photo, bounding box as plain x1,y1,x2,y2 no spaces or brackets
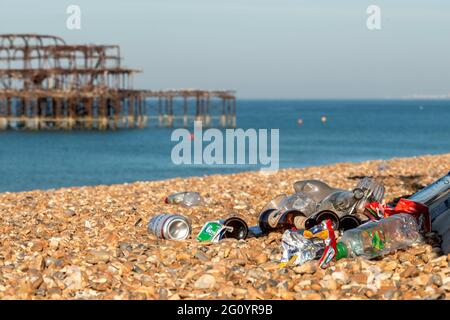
0,100,449,192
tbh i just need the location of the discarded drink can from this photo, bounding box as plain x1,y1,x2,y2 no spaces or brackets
409,171,450,221
258,208,306,234
339,215,362,231
221,216,249,240
304,210,340,231
196,221,226,242
196,216,249,242
409,172,450,254
148,214,192,240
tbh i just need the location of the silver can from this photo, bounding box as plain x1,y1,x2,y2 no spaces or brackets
409,172,450,211
148,214,192,240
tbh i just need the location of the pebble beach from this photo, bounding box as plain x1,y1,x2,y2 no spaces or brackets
0,153,449,300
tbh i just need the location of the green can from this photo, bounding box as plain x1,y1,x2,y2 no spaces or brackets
196,221,225,242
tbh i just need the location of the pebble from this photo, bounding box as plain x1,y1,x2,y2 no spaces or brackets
260,261,279,271
352,272,368,284
194,274,216,289
400,266,419,278
302,292,322,300
332,271,349,284
293,261,317,274
253,253,268,264
194,251,210,262
430,274,443,287
86,250,111,264
413,274,431,287
325,278,338,291
63,266,83,290
383,261,398,272
64,209,76,217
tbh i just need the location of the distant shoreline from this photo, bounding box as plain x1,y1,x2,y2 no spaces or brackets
234,98,450,101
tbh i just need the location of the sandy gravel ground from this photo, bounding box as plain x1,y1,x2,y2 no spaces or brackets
0,153,449,300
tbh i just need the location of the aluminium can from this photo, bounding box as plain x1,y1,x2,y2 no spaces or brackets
220,216,249,240
148,214,192,240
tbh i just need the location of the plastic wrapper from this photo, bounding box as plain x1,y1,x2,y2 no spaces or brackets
365,198,431,233
280,229,324,267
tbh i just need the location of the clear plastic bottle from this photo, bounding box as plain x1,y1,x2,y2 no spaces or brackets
279,193,318,216
335,214,421,260
319,189,363,215
314,177,385,217
165,192,202,207
293,180,344,203
258,193,317,233
260,193,287,212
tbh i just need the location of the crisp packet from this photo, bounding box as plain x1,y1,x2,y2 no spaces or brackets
279,229,324,267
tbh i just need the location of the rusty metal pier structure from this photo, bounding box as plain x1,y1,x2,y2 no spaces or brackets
0,34,236,130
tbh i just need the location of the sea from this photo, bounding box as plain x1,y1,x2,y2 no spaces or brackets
0,99,449,192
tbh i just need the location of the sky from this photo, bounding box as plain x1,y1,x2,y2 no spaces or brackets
0,0,449,99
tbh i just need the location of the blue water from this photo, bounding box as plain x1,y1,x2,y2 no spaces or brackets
0,100,449,192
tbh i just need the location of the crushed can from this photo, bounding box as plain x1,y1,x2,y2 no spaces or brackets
196,216,249,242
148,214,192,240
196,221,226,242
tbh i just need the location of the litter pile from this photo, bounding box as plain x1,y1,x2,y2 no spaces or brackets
0,154,448,299
152,174,448,272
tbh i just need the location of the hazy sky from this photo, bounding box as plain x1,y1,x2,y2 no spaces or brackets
1,0,449,98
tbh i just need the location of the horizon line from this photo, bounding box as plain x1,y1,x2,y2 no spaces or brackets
232,97,450,101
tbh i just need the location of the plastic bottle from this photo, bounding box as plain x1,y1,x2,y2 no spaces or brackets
319,189,363,215
353,177,385,213
165,192,202,207
258,193,317,233
293,180,345,203
308,177,384,217
260,193,287,213
278,193,318,216
335,214,421,260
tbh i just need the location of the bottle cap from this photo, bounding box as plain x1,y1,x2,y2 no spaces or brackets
335,242,348,260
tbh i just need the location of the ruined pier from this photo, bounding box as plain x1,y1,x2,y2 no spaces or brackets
0,34,236,130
